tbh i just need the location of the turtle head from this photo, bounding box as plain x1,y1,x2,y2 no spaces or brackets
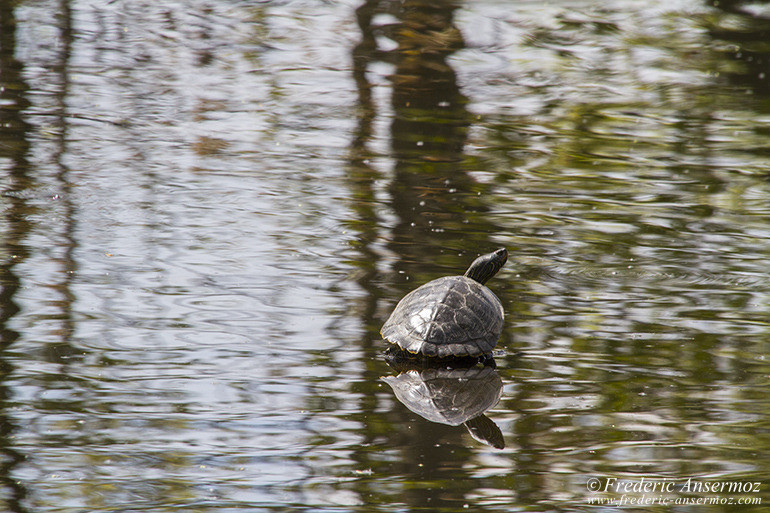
464,248,508,285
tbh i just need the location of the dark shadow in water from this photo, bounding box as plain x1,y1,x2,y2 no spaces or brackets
707,0,770,97
0,1,35,511
382,357,504,449
50,0,79,360
351,0,503,276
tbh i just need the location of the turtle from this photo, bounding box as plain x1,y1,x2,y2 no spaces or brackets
381,248,507,359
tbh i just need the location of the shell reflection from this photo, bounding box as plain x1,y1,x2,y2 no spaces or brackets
382,362,504,449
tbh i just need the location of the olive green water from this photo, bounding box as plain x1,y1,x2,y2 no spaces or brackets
0,0,769,511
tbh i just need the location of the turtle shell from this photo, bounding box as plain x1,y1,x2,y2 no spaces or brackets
381,276,504,358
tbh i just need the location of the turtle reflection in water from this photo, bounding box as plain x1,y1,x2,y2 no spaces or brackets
382,363,504,449
381,248,507,362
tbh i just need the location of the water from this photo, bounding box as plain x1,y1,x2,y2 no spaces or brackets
0,0,769,511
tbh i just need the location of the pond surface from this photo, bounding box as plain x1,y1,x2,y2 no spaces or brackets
0,0,769,511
